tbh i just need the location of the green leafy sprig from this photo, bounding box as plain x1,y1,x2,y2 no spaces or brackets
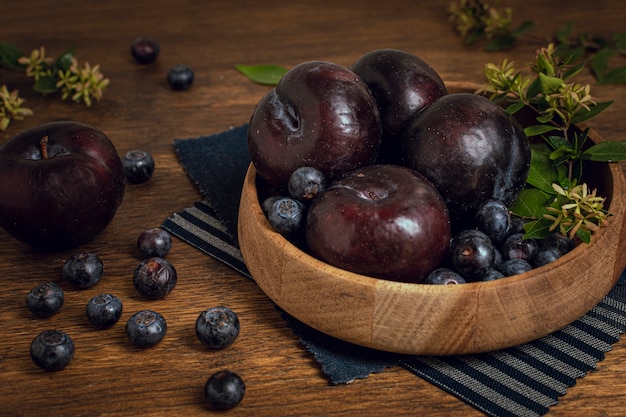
447,1,626,84
0,42,109,131
479,44,626,242
447,0,535,51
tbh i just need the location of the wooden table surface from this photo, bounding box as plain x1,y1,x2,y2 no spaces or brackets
2,1,626,415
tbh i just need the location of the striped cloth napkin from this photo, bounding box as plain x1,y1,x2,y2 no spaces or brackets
163,124,626,417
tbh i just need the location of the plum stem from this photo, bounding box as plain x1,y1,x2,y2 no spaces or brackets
40,136,49,159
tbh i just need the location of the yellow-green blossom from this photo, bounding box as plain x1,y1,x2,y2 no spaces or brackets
0,84,33,131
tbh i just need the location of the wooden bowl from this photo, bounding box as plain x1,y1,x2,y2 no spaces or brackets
237,82,626,355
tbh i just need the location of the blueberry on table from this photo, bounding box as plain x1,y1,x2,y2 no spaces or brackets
30,329,75,371
167,64,194,91
62,252,104,289
133,257,177,299
195,306,240,350
137,227,172,258
26,282,64,318
204,370,245,410
122,150,155,184
130,36,160,64
125,310,167,348
86,293,123,329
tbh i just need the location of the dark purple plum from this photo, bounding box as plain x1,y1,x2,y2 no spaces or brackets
248,60,382,191
0,121,126,250
401,93,530,231
351,48,447,163
306,164,450,283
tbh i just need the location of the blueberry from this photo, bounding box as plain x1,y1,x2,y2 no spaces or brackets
498,258,533,276
62,252,104,289
509,216,526,235
423,268,466,284
475,199,511,244
133,257,177,299
542,233,575,256
30,329,75,371
501,233,538,261
86,293,123,329
482,268,505,281
167,64,194,91
125,310,167,348
137,227,172,258
288,166,326,202
204,370,245,410
261,195,282,216
266,197,305,235
532,247,561,268
26,282,64,318
196,306,240,350
449,229,496,281
122,150,155,184
130,36,160,64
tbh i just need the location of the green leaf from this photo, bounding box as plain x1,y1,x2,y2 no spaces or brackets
486,34,516,51
505,101,525,114
55,46,75,71
555,21,573,43
235,64,288,85
576,228,591,244
524,124,558,137
562,60,585,80
545,135,571,151
464,28,484,45
525,77,542,100
522,218,553,240
511,20,535,37
0,41,25,71
613,32,626,53
581,141,626,162
571,100,613,124
538,72,564,94
510,187,553,219
526,144,561,193
590,47,615,81
32,75,58,94
597,66,626,85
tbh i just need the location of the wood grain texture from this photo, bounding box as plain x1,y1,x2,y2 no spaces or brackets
1,1,626,415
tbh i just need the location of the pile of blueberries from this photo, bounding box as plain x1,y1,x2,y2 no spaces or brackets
26,226,245,410
261,167,576,285
427,199,575,284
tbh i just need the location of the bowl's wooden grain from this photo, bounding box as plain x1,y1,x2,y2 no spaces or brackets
237,82,626,355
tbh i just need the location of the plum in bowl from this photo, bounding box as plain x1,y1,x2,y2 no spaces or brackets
237,82,626,356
